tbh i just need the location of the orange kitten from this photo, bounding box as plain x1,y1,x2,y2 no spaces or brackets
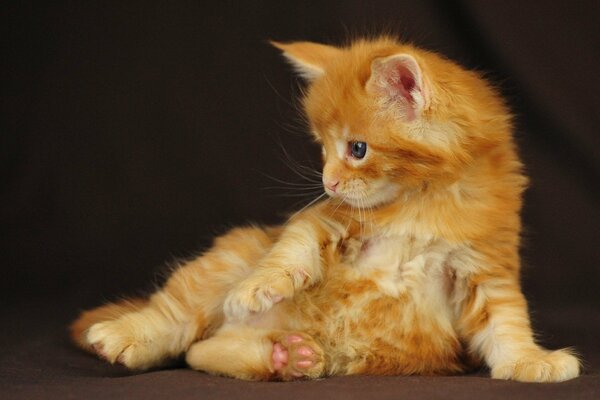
70,37,580,382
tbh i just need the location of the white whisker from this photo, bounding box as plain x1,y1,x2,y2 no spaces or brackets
358,195,365,239
269,191,326,198
364,193,375,238
329,197,345,218
288,192,328,222
262,184,324,191
275,141,322,183
259,171,321,187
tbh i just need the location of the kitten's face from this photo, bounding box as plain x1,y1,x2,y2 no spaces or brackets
317,127,400,208
273,38,504,209
315,119,447,208
283,40,445,208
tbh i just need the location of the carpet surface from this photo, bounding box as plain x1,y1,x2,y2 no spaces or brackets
1,301,598,400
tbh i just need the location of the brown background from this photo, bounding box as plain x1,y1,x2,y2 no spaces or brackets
1,1,599,399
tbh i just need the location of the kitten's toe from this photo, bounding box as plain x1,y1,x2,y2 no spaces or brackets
271,333,324,380
91,342,108,360
87,322,126,364
271,342,288,370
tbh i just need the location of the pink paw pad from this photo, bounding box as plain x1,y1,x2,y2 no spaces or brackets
271,334,320,379
271,343,288,370
287,335,303,343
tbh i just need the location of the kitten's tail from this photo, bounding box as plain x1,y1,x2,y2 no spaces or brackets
69,297,148,353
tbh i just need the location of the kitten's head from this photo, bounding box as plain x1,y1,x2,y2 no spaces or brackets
274,37,513,209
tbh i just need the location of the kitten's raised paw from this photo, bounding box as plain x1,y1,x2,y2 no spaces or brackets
223,268,308,321
492,349,580,382
223,282,283,322
271,333,324,380
86,320,160,370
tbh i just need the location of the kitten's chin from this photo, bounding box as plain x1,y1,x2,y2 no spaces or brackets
336,184,400,209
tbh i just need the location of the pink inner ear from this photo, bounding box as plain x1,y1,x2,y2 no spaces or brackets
369,55,424,121
390,64,416,103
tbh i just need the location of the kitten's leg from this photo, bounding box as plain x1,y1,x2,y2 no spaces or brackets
84,290,208,370
185,326,325,381
73,226,275,370
224,212,346,321
460,273,580,382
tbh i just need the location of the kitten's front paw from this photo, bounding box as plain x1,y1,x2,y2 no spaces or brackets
223,277,287,322
491,349,580,382
86,319,159,370
223,268,308,321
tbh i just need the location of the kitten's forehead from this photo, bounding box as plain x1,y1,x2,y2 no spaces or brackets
324,125,367,141
334,126,350,139
304,40,464,154
319,123,387,153
310,89,460,154
317,125,347,149
321,125,359,146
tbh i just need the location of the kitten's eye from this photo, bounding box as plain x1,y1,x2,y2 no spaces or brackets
350,141,367,159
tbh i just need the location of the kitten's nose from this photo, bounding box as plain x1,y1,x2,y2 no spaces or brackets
324,179,339,192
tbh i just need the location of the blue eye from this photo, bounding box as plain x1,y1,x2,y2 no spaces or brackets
350,141,367,159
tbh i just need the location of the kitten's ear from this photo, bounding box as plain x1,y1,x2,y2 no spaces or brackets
366,54,428,121
271,41,341,81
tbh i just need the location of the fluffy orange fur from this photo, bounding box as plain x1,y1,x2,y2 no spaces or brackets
70,37,580,382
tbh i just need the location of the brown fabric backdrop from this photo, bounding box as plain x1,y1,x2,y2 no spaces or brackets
1,1,598,399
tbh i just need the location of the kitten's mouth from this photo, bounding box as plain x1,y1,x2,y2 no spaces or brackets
328,191,380,209
342,195,380,209
330,185,400,209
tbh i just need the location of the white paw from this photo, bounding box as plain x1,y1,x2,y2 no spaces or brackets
223,280,284,321
492,349,580,382
86,320,158,370
223,268,308,321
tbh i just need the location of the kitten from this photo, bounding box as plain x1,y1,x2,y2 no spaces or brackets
70,37,580,382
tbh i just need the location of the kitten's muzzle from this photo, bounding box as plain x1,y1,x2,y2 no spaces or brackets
323,179,339,193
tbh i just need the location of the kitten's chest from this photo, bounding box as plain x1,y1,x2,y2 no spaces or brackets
339,234,466,300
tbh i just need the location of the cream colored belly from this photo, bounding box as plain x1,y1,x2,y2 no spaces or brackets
271,234,472,375
247,234,472,340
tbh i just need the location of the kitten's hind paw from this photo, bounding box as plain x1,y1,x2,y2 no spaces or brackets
86,319,163,370
491,348,580,382
270,333,324,380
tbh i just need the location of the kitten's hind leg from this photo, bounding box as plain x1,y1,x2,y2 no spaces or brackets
185,326,325,381
84,295,208,370
73,226,276,370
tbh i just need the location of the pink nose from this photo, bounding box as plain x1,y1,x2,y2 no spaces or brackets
324,179,339,192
